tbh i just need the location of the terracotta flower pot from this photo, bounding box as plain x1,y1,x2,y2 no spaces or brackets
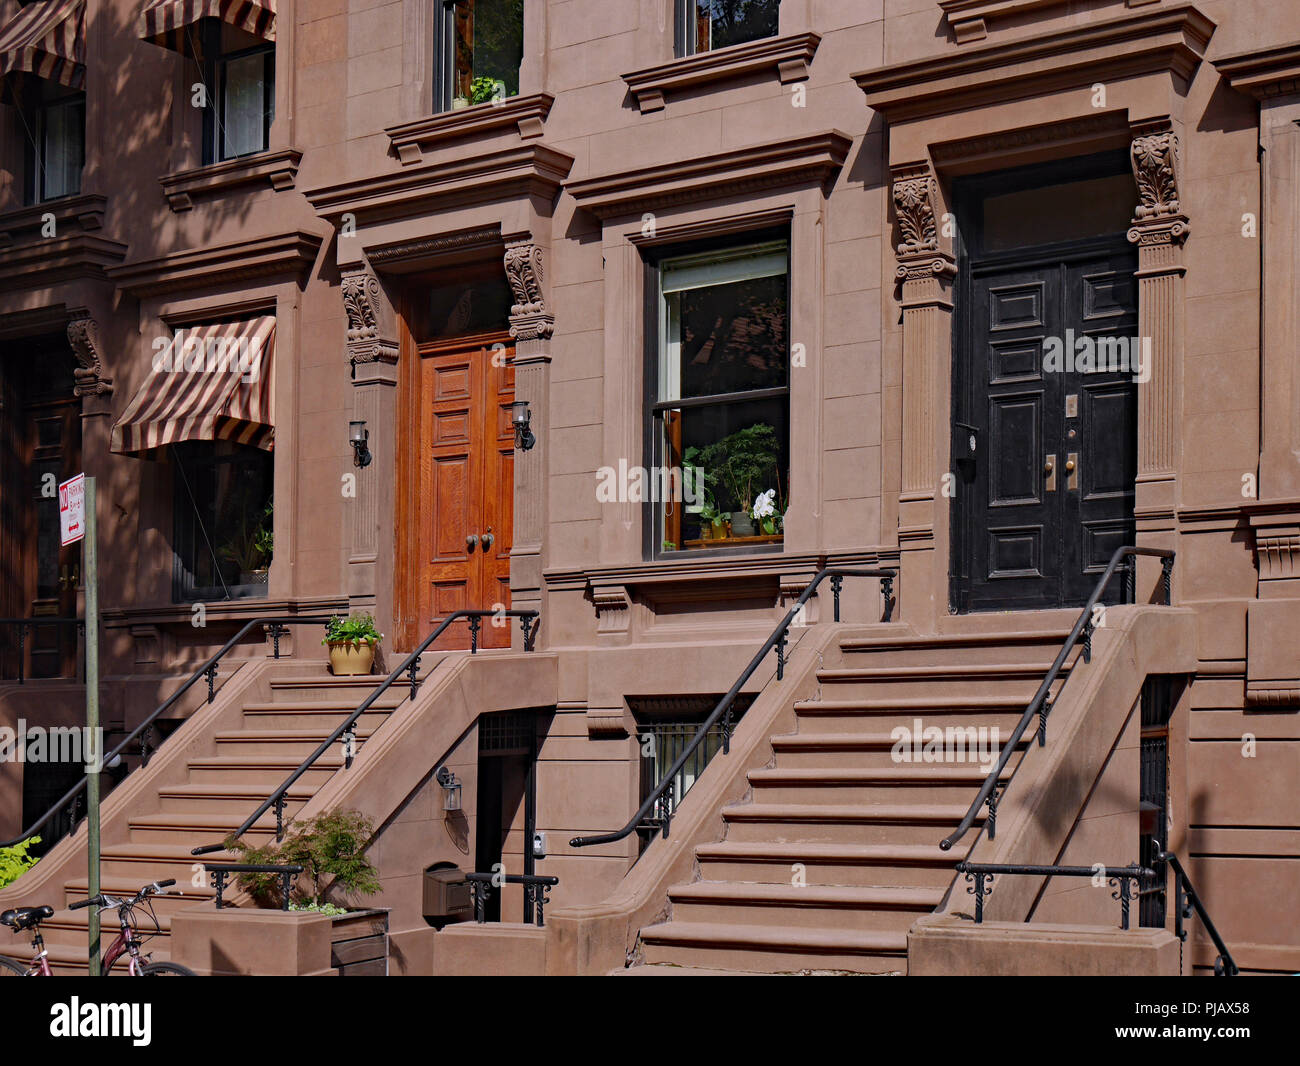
327,641,375,676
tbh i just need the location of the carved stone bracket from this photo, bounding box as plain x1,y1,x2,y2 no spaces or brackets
590,582,631,637
504,238,554,342
892,164,940,257
1128,125,1189,246
67,314,112,397
341,269,397,368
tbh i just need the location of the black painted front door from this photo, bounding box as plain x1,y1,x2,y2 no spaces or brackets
955,247,1139,612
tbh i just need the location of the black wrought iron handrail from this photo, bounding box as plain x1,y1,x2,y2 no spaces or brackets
202,862,304,911
465,872,559,927
569,566,897,849
192,609,541,857
0,617,84,685
955,860,1153,928
0,616,335,851
1160,850,1238,976
939,546,1176,853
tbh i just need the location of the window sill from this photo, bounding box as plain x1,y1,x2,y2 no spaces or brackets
159,148,303,213
622,31,820,113
385,93,554,166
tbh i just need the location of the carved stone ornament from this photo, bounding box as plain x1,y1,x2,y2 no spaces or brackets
342,270,397,365
504,240,554,342
892,170,939,256
1131,130,1181,220
67,315,112,397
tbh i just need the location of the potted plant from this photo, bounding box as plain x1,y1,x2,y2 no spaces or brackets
694,424,781,538
218,502,273,585
229,810,389,975
752,471,787,536
322,613,383,676
469,75,506,104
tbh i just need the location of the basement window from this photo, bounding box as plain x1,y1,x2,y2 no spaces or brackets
676,0,781,57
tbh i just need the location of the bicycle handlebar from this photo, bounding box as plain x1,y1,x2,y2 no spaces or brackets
67,880,176,912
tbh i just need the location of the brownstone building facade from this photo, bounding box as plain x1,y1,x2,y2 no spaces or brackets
0,0,1295,975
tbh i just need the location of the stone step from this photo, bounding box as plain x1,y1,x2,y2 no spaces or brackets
746,764,1012,805
157,781,314,814
127,811,280,848
718,802,981,847
666,881,942,932
213,727,379,759
639,920,907,974
814,662,1068,701
185,755,341,787
695,839,958,887
793,695,1039,734
770,731,1024,770
837,630,1074,667
97,843,240,880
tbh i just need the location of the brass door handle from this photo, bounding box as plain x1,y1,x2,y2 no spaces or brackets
466,534,478,553
1064,459,1076,472
1044,454,1057,493
1066,452,1079,491
481,531,494,552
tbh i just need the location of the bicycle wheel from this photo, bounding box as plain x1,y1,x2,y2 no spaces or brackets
138,961,195,976
0,955,29,976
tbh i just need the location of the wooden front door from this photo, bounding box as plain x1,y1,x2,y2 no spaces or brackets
0,345,82,679
398,332,514,651
952,154,1139,613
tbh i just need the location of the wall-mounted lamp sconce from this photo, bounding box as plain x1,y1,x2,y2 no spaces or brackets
349,420,372,468
435,766,462,811
510,400,535,452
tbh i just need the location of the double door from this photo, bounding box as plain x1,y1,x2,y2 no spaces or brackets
954,245,1138,612
400,333,515,650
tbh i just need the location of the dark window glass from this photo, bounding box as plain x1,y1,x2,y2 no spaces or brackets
28,88,84,203
438,0,523,111
172,441,273,602
200,19,274,163
652,241,789,554
680,0,780,56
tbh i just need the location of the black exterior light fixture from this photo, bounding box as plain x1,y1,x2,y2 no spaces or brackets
349,420,372,468
510,400,535,451
435,766,462,811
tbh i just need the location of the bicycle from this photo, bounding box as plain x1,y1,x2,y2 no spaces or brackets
0,879,194,976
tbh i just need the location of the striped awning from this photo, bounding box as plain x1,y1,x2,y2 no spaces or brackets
111,316,276,456
0,0,86,92
140,0,276,54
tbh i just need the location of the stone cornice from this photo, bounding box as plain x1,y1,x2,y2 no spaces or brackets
106,229,324,298
1214,42,1300,100
565,131,851,220
856,4,1215,123
0,194,127,287
384,93,554,165
938,0,1165,45
622,32,820,113
303,143,575,225
159,148,303,212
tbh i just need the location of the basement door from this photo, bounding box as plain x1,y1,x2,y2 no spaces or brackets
400,332,515,650
952,153,1139,613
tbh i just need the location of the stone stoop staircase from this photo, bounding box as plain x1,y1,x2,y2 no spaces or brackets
2,662,421,975
634,628,1077,974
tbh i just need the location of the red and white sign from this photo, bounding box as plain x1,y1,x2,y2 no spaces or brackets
59,474,86,547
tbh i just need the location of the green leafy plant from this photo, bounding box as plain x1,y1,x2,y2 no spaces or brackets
229,809,381,910
0,836,40,889
692,424,781,515
219,501,273,573
322,612,383,647
469,75,504,104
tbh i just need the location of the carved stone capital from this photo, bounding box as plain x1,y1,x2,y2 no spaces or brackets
891,164,940,257
504,239,546,315
342,269,398,367
67,314,112,397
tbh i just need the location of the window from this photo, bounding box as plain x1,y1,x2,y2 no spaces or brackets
24,82,84,203
676,0,780,57
199,19,274,163
435,0,523,112
172,441,273,601
649,239,790,555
